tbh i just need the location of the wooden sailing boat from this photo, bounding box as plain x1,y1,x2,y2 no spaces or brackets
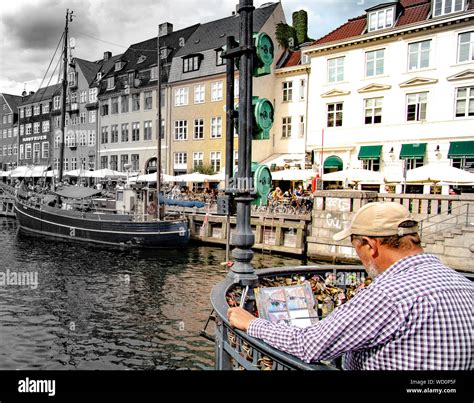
14,10,190,248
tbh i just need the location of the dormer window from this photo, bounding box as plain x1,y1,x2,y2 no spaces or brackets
368,6,395,32
433,0,466,17
216,49,225,66
137,55,147,64
115,60,124,71
106,76,115,90
183,54,202,73
97,72,102,81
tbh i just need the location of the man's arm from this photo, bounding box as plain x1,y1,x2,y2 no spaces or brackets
228,287,401,363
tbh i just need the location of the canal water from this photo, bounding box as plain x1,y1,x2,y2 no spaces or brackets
0,217,307,370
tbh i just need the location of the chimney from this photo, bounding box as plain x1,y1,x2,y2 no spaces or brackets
29,91,35,95
159,22,173,37
22,90,27,97
103,51,112,61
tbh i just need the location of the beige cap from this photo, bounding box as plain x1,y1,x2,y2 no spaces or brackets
333,202,418,241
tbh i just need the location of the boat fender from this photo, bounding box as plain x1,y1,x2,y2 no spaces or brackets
147,202,157,215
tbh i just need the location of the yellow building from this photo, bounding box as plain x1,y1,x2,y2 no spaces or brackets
166,2,286,176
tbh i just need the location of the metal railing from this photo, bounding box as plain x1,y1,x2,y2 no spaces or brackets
419,203,473,239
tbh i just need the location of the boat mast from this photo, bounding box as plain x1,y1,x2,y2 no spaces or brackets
58,9,73,183
156,28,162,220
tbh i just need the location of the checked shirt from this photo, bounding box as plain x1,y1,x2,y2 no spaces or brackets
247,254,473,370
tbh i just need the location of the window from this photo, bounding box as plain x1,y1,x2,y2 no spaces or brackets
54,116,61,128
194,84,205,104
69,71,77,86
54,135,60,149
34,105,40,115
159,119,165,140
366,49,385,77
406,93,427,121
42,142,49,159
88,130,96,146
216,49,225,66
2,145,6,157
89,88,98,103
66,132,76,147
408,40,431,70
19,145,24,160
120,155,129,171
458,31,474,63
42,121,50,132
150,66,158,81
433,0,466,17
174,120,188,141
13,127,17,137
328,57,344,83
33,122,40,134
132,93,140,111
7,145,12,155
2,115,6,124
282,81,293,102
210,151,221,173
71,92,78,103
2,130,6,138
106,76,115,90
70,157,77,170
13,144,17,155
26,124,32,135
115,60,123,71
364,98,383,124
111,125,118,143
144,120,152,140
299,116,305,138
20,108,24,119
7,128,12,138
132,122,140,141
121,123,129,142
79,91,86,103
121,95,129,113
405,158,424,170
211,81,223,101
282,117,292,138
101,126,108,144
89,110,96,123
20,126,24,136
79,111,86,124
183,55,201,72
194,118,204,140
111,97,119,114
101,101,109,116
33,143,40,163
26,106,32,117
211,117,222,139
455,87,474,117
100,156,108,170
174,87,188,106
362,159,380,171
142,91,152,110
110,155,118,171
452,157,474,171
193,152,203,169
327,103,343,127
368,7,394,32
299,80,306,101
79,131,87,146
131,154,139,171
174,152,187,165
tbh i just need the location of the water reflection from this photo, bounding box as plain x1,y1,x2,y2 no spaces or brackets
0,218,306,370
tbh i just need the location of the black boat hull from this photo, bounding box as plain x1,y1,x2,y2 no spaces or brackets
14,200,190,248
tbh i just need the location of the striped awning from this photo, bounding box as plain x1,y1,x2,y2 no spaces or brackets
358,145,382,160
447,141,474,158
399,143,426,159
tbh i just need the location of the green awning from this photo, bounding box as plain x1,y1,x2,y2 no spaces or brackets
324,156,343,169
358,145,382,160
448,141,474,158
399,143,426,159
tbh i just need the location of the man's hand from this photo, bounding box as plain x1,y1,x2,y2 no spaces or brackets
227,307,257,332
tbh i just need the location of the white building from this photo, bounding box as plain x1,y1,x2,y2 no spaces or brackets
303,0,474,194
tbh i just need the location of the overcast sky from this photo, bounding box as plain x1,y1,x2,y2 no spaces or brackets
0,0,379,96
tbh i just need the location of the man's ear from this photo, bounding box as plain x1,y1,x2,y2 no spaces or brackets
364,237,379,258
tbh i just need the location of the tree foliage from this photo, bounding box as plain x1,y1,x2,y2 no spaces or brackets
275,22,297,49
194,164,215,175
275,10,311,50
